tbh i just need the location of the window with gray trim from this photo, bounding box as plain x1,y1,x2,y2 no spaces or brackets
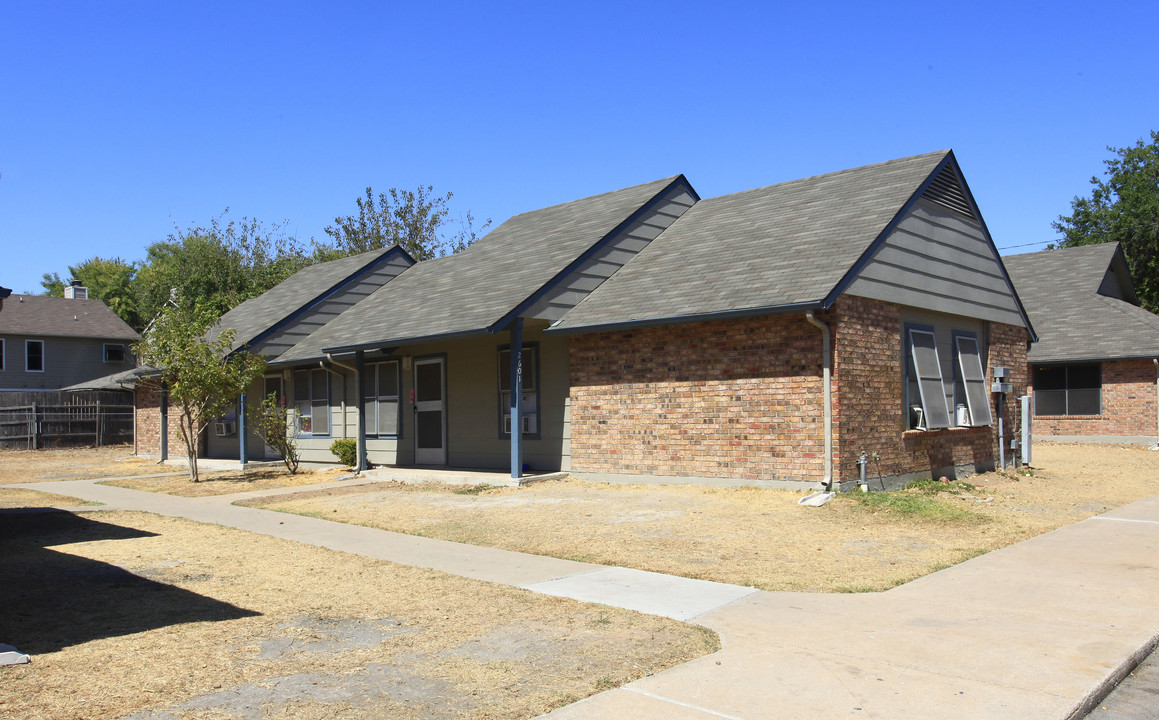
0,338,4,371
1033,364,1100,416
293,368,330,435
954,334,993,426
362,360,400,437
104,343,127,363
906,328,951,429
26,340,44,372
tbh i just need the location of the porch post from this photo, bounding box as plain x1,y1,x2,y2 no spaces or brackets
159,382,169,462
510,318,523,480
238,392,247,466
356,350,367,472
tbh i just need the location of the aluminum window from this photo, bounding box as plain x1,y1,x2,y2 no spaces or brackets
362,360,400,437
104,343,126,364
906,328,951,429
954,334,993,426
26,340,44,373
0,338,4,371
1033,364,1100,416
293,368,330,435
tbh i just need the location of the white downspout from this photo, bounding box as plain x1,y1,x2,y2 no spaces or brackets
805,311,834,491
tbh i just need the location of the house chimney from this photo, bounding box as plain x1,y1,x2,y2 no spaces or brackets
64,280,88,300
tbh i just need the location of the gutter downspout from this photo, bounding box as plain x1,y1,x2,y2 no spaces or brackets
805,311,833,491
326,354,363,469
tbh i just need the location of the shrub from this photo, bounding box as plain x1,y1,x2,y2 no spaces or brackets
330,438,358,467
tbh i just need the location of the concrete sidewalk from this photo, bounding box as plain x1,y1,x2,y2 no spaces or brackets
16,477,1159,720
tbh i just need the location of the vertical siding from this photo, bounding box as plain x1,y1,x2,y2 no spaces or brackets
523,181,697,322
846,198,1025,326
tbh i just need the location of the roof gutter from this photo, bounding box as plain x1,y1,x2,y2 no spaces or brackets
805,311,834,492
322,327,491,355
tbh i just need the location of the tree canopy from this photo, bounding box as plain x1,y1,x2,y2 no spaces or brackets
41,257,140,329
1053,130,1159,312
320,186,490,262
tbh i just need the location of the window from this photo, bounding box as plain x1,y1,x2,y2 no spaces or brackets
905,326,993,430
293,368,330,435
498,345,538,436
953,333,993,426
1034,364,1100,416
104,343,126,364
0,338,4,371
363,360,400,437
26,340,44,373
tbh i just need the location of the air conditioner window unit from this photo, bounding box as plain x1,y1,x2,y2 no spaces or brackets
215,421,237,437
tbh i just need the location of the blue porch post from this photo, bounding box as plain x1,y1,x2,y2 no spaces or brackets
159,382,168,462
356,350,367,472
509,318,523,480
238,392,247,466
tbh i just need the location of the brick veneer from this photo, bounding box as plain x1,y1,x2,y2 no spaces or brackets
568,295,1029,487
134,383,199,458
1030,358,1158,437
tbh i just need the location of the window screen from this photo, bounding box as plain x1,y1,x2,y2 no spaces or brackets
1034,364,1100,416
955,336,993,426
362,361,400,437
310,368,329,436
908,329,951,429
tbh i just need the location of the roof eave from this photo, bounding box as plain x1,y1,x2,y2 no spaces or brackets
544,300,827,336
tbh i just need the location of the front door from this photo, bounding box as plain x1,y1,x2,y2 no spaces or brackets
262,375,284,459
414,357,446,465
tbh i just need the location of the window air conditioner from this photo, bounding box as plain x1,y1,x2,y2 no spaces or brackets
215,421,237,437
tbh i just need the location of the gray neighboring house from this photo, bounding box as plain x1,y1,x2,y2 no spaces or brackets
1004,243,1159,443
0,286,139,392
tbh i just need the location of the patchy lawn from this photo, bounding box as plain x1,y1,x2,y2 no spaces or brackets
101,465,354,497
0,510,717,720
0,445,170,483
0,487,99,509
245,442,1159,593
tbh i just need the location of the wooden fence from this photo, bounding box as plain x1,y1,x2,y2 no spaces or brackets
0,390,134,450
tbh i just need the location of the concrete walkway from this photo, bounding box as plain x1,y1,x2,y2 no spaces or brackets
16,476,1159,720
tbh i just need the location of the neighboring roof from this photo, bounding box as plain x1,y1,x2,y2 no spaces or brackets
1004,243,1159,363
208,247,404,353
297,175,683,357
548,151,951,332
0,294,139,340
61,367,145,391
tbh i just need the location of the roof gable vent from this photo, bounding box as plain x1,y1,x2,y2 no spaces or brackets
921,165,974,219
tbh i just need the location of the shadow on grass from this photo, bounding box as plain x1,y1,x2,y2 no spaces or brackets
0,509,260,655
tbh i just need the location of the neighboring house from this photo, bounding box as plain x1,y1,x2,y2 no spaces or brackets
0,285,139,391
0,286,11,312
137,150,1035,489
1004,243,1159,444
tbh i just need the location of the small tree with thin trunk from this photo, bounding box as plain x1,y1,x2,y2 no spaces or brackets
248,391,300,474
134,305,266,482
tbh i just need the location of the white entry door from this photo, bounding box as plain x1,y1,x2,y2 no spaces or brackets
414,357,446,465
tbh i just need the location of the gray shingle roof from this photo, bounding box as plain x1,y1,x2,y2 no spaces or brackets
209,247,399,353
0,295,139,340
1004,243,1159,363
548,151,950,332
286,175,682,357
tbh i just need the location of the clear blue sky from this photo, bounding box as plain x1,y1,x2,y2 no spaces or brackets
2,1,1156,294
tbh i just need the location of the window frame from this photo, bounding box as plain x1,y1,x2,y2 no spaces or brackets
0,338,5,372
293,367,331,437
26,339,45,373
103,343,127,364
952,331,993,427
1033,363,1102,416
904,325,951,430
497,343,541,440
362,360,401,438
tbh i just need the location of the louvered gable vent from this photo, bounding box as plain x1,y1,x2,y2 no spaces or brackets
921,164,974,219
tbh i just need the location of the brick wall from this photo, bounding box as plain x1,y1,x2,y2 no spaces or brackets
1031,358,1158,437
832,295,1029,485
134,383,198,458
568,314,827,481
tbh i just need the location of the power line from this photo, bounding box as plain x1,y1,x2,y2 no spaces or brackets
997,240,1055,251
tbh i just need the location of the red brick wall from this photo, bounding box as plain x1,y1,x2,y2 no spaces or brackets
568,314,827,481
1030,359,1158,437
567,299,1030,486
831,296,1029,484
134,384,197,458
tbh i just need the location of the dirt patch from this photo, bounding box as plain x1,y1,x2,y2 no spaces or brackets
246,442,1159,593
0,510,717,720
0,487,100,509
102,466,353,497
0,445,165,483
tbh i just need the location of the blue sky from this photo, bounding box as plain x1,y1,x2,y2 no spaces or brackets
2,1,1156,294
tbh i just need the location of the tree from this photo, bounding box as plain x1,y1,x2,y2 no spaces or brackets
134,211,311,323
1053,130,1159,312
248,391,300,474
41,257,141,329
134,305,266,482
319,186,490,262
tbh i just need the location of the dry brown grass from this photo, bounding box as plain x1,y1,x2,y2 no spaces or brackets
246,442,1159,593
0,487,99,509
0,445,167,483
0,510,717,720
102,465,353,497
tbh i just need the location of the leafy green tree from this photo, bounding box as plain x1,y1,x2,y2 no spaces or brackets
135,212,310,322
1053,130,1159,312
248,391,300,474
319,186,490,262
41,257,141,328
134,305,266,482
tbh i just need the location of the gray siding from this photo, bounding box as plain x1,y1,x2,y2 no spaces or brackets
0,334,135,391
846,198,1024,326
252,254,411,358
524,182,696,322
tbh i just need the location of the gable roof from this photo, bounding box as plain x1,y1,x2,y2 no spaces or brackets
1004,243,1159,363
209,246,411,354
0,294,138,340
547,151,963,333
286,175,685,359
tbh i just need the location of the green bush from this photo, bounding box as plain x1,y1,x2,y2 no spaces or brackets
330,438,358,467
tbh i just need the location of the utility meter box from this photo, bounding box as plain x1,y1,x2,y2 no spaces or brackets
992,366,1010,379
991,381,1013,394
